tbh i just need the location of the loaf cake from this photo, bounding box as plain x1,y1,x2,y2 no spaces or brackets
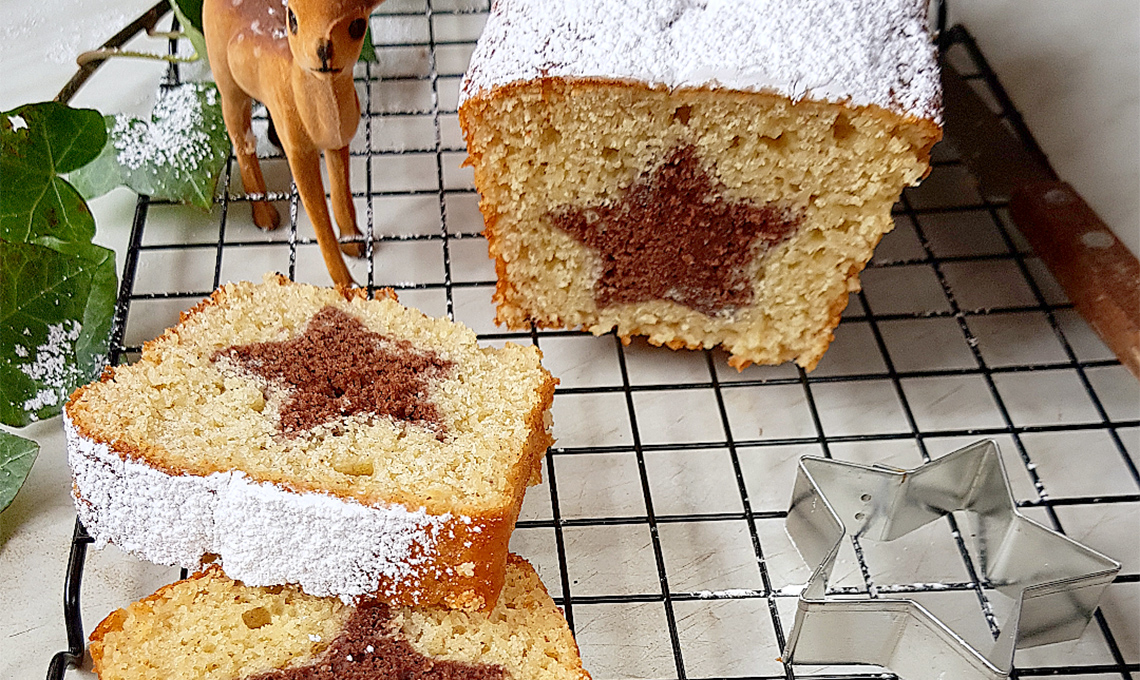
459,0,942,369
89,555,591,680
66,274,557,609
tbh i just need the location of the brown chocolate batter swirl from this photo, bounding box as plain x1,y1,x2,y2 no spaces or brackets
248,601,505,680
552,144,801,316
213,306,454,438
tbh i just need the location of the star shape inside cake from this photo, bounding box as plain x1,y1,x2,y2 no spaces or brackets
783,440,1120,679
551,144,800,316
213,306,453,437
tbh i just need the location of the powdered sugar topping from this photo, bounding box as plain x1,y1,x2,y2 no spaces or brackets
695,588,764,599
15,320,90,418
460,0,941,121
65,414,457,602
112,83,220,175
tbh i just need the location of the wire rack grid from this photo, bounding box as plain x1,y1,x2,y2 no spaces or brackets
48,2,1138,679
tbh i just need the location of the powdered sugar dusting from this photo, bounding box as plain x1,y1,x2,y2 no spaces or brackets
213,474,450,599
66,413,219,565
460,0,941,122
695,588,764,599
112,83,220,174
65,413,454,602
16,320,88,418
0,3,130,65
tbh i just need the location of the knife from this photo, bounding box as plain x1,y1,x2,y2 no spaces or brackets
939,40,1140,379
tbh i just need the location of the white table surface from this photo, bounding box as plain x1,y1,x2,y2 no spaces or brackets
1,1,1137,678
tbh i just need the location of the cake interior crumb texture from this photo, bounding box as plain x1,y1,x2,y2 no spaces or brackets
89,557,591,680
459,0,941,369
66,274,555,513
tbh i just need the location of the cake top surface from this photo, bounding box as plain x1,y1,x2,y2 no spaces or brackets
460,0,941,122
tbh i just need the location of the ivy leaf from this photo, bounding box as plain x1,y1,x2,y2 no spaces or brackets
360,26,377,63
68,115,125,201
70,83,230,210
0,239,117,427
171,0,203,34
0,431,39,513
169,0,208,62
0,102,118,509
0,102,106,246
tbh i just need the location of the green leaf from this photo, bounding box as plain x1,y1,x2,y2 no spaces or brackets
0,431,39,513
1,103,106,245
69,83,230,210
68,115,126,201
0,239,117,427
359,26,377,63
169,0,208,62
171,0,203,33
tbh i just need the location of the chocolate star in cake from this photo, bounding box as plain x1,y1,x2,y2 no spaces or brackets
552,145,799,317
213,306,453,437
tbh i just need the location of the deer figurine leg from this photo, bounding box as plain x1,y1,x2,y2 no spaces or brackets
286,145,355,286
326,145,366,258
203,0,384,284
217,87,280,231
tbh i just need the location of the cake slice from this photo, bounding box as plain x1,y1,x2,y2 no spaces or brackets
89,555,591,680
66,274,557,609
459,0,942,369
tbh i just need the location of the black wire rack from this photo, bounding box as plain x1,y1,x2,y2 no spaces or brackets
47,1,1138,678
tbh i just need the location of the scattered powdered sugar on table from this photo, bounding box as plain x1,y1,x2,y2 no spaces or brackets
0,2,131,65
16,320,87,418
695,588,764,599
460,0,941,122
910,582,952,590
113,83,219,175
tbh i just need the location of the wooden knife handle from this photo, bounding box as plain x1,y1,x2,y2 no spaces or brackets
1009,181,1140,379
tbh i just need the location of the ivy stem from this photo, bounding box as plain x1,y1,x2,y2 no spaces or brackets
55,0,172,104
76,47,198,67
146,28,185,40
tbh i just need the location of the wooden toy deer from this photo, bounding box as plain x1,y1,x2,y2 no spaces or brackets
203,0,384,286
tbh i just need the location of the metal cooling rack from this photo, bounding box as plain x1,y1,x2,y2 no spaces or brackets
47,2,1139,678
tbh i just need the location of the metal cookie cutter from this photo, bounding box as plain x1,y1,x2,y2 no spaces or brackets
782,439,1120,679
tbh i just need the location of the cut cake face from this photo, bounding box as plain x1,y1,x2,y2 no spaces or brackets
89,555,592,680
458,0,942,369
65,274,557,609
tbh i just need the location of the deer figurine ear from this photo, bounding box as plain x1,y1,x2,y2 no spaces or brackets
358,0,386,15
330,0,384,15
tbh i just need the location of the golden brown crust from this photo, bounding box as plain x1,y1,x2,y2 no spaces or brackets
504,555,593,680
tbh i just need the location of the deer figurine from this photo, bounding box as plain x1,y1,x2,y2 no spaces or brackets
203,0,384,286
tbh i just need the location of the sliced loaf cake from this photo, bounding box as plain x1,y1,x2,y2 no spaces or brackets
66,274,557,609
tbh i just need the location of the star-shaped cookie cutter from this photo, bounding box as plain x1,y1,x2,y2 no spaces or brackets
782,439,1120,679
